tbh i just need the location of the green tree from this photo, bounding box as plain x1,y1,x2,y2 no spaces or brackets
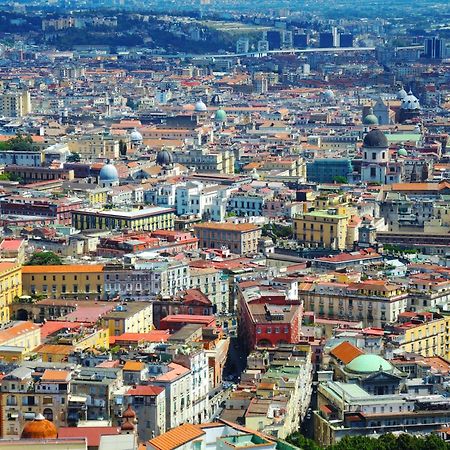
286,432,321,450
67,152,81,163
26,251,63,266
8,134,34,152
333,176,348,184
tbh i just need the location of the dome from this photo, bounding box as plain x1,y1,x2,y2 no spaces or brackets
130,129,143,143
21,414,58,439
346,354,393,374
322,89,335,102
363,129,388,148
121,421,135,431
363,114,379,126
397,88,407,100
215,109,227,122
122,404,136,419
99,163,119,181
194,100,207,112
401,91,420,110
398,148,408,157
156,149,173,167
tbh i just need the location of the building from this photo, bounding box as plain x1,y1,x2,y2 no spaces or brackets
193,222,262,255
101,302,153,336
360,129,402,185
0,90,31,117
67,133,120,161
307,159,353,183
294,208,350,251
0,263,22,325
125,385,166,440
72,207,175,232
22,265,104,300
172,148,234,174
300,280,408,327
424,36,445,59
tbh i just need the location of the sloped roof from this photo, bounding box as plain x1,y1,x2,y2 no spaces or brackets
329,341,363,365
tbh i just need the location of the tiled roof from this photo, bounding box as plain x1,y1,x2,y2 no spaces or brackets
22,264,104,273
329,341,363,365
0,322,39,344
41,369,71,382
148,423,204,450
123,361,145,372
58,427,119,446
127,385,164,396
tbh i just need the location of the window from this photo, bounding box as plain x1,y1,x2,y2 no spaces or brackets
372,152,376,160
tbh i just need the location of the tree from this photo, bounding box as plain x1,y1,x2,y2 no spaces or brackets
67,152,81,163
333,176,348,184
286,432,321,450
8,134,34,152
26,251,63,266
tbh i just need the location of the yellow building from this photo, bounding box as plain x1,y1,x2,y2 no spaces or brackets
0,321,41,362
0,263,22,325
394,312,450,359
102,303,153,336
294,208,349,250
67,133,119,161
22,265,104,300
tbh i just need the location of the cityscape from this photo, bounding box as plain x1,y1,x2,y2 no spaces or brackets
0,0,449,449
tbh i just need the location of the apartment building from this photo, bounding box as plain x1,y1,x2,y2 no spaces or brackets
22,265,104,300
0,90,31,117
0,263,22,325
101,302,153,336
300,280,408,327
193,222,262,255
67,133,120,161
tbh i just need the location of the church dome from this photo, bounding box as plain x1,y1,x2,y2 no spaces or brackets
156,149,173,167
363,114,379,126
401,91,420,110
99,163,119,181
322,89,335,102
130,129,143,143
215,109,227,122
122,404,136,419
21,414,58,439
363,129,388,148
346,354,393,374
397,88,407,100
398,147,408,157
194,100,207,112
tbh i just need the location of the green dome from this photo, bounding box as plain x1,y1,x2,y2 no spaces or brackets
215,109,227,122
398,148,408,157
363,114,379,125
346,354,393,374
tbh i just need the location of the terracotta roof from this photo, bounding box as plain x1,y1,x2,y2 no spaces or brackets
41,369,70,382
58,427,119,446
123,361,145,372
22,265,104,274
148,423,204,450
0,322,39,344
329,341,363,364
127,385,164,396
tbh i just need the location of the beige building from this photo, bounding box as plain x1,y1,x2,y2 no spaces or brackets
0,91,31,117
173,148,235,174
67,134,120,160
193,222,262,255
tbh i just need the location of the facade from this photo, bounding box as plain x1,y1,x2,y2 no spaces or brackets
172,148,235,174
22,265,104,300
72,207,175,231
193,222,262,255
125,385,166,440
67,134,120,160
101,302,153,336
300,280,408,327
0,90,31,117
294,208,349,250
0,263,22,325
307,159,353,183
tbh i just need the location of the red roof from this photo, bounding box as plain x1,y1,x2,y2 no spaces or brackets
58,427,120,446
160,315,215,325
127,385,165,396
40,321,81,340
329,341,363,364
